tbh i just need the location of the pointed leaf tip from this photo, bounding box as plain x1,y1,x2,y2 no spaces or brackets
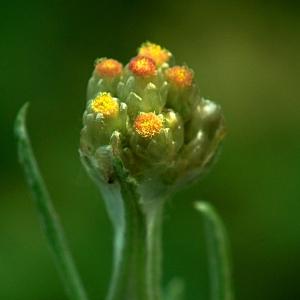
14,102,30,137
194,201,211,213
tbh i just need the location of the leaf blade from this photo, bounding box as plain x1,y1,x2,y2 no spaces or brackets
15,103,89,300
195,202,234,300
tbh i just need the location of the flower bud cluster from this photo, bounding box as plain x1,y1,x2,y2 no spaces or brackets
80,42,225,189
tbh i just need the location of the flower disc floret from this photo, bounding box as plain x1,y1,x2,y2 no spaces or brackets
138,42,171,65
166,66,193,88
91,92,119,117
134,113,163,138
129,56,157,77
95,58,123,77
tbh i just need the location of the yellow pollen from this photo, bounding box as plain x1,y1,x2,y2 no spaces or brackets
166,66,193,88
134,113,163,138
129,56,156,77
95,58,122,77
91,92,119,117
138,42,171,65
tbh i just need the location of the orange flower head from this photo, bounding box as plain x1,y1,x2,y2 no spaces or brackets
91,92,119,117
138,42,171,65
165,66,193,88
129,56,156,77
134,113,163,138
95,58,123,77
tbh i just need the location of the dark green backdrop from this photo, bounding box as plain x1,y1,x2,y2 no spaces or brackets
1,0,300,299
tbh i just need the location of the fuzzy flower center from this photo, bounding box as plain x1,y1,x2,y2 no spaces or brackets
138,42,171,65
129,56,157,77
166,66,193,88
134,113,163,138
95,59,123,77
91,92,119,117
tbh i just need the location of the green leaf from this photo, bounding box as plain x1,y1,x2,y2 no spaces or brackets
195,202,234,300
164,278,185,300
15,103,89,300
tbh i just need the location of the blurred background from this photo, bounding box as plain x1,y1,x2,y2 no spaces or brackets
1,0,300,299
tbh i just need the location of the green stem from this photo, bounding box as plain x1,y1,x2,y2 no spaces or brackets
102,182,148,300
195,202,234,300
146,203,163,300
15,103,89,300
86,159,164,300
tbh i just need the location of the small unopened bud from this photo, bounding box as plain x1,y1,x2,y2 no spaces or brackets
186,99,225,141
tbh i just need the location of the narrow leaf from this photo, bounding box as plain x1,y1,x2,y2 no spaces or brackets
164,278,185,300
15,103,89,300
195,202,234,300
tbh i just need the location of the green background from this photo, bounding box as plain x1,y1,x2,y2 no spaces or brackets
1,0,300,299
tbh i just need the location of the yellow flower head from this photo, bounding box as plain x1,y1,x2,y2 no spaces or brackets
91,92,119,117
134,113,163,138
95,58,123,77
166,66,193,88
138,42,171,66
129,56,157,77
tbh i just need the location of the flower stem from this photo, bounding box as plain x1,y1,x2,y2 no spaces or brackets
90,160,164,300
146,203,163,300
15,103,89,300
102,182,148,300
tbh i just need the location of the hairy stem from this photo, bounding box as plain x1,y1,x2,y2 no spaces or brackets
86,162,164,300
101,182,148,300
146,203,163,300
